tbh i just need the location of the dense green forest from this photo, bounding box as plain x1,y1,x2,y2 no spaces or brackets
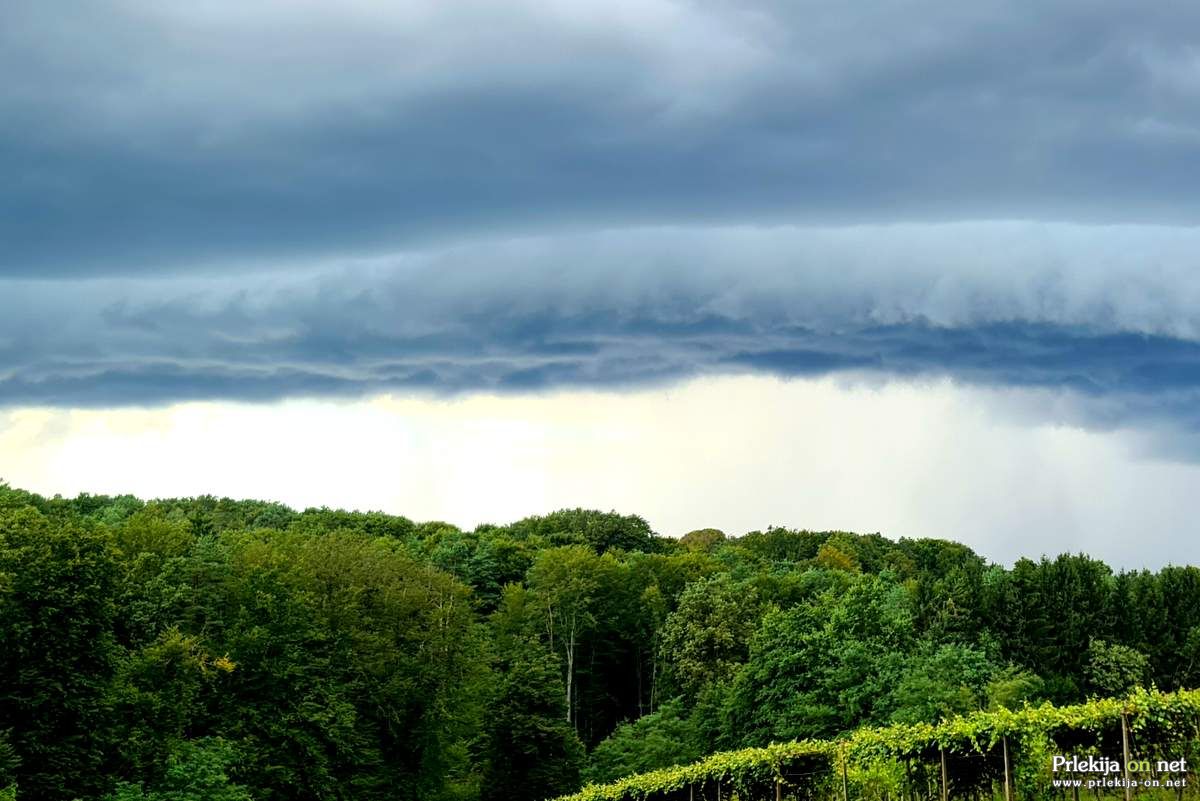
1,483,1196,801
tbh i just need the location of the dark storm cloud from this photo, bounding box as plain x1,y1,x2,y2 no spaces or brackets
4,1,1200,433
4,0,1200,276
3,224,1200,438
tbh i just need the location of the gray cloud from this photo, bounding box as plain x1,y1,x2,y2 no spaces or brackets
4,224,1200,447
4,1,1200,276
5,1,1200,451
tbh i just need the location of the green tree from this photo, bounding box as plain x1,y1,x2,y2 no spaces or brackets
890,644,995,724
102,738,251,801
814,540,859,572
585,699,701,785
109,628,236,785
984,665,1044,710
735,527,827,563
0,505,120,800
509,509,661,555
678,529,725,553
219,530,481,801
528,546,608,730
725,574,915,744
988,555,1114,701
477,641,584,801
660,574,759,700
1084,639,1149,697
0,730,17,800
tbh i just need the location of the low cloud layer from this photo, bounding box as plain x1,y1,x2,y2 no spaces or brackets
4,223,1200,445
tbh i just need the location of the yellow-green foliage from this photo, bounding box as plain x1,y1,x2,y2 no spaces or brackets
557,688,1200,801
559,740,833,801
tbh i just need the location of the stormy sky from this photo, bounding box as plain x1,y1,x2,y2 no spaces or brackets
4,0,1200,566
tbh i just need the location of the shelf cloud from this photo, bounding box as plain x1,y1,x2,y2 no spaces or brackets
5,1,1200,423
2,223,1200,446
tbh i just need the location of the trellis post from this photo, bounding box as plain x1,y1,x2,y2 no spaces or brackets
775,777,782,801
1121,712,1132,801
940,746,949,801
1002,735,1012,801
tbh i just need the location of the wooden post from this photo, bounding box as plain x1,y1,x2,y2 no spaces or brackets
1002,735,1012,801
940,747,949,801
689,784,694,801
1121,713,1132,801
776,777,782,801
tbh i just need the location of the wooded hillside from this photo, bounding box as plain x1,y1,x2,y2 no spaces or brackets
1,484,1195,800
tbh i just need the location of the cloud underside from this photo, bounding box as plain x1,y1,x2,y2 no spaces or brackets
2,224,1199,436
5,316,1200,414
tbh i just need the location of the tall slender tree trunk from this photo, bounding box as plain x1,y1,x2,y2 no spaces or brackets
565,616,577,726
636,645,644,716
650,643,658,713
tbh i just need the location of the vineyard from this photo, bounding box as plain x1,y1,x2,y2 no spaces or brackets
555,688,1200,801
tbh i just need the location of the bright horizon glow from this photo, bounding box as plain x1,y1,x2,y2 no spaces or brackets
3,373,1195,570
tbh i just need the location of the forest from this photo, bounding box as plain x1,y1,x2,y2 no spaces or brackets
1,483,1197,801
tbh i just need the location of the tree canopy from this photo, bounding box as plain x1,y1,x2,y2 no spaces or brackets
0,483,1195,800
